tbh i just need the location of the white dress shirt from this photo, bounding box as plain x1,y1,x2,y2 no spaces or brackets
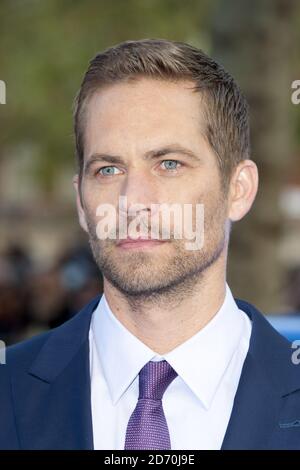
89,284,252,450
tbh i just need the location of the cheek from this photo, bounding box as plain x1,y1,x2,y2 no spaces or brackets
82,180,117,212
197,183,226,215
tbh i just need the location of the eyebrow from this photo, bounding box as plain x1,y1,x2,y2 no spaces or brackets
84,144,201,174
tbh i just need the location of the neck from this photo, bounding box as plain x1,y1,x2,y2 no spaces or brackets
103,256,227,355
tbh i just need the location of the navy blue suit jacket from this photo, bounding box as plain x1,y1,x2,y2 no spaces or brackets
0,295,300,449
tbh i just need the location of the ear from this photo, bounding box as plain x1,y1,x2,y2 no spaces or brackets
73,174,88,232
228,159,259,222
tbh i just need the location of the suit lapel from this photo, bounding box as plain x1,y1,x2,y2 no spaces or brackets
222,299,300,449
221,351,282,449
11,295,101,449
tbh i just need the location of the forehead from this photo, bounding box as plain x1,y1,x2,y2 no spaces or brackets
84,78,206,156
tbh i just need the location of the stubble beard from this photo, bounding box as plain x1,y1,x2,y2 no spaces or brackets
85,195,228,310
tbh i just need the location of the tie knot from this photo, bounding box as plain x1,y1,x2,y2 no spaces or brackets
138,360,178,400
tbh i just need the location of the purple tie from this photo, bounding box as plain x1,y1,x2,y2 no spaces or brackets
124,360,178,450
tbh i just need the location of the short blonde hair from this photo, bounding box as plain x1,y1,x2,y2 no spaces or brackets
73,38,250,190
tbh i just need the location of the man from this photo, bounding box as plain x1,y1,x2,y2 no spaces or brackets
1,39,299,450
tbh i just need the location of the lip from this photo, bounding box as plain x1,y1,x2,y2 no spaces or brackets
116,237,167,249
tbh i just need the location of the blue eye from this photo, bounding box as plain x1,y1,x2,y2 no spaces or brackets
161,160,180,170
99,166,121,176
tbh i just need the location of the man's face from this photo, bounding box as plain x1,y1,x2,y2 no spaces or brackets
75,78,230,298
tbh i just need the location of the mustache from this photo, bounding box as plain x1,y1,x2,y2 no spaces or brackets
89,223,174,243
87,210,188,243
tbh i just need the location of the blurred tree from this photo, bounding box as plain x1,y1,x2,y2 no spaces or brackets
0,0,212,195
211,0,299,312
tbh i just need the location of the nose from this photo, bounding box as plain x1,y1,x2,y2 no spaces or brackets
119,168,159,215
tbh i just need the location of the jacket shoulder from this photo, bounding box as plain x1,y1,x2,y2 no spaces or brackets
2,329,53,374
1,294,101,377
0,330,54,449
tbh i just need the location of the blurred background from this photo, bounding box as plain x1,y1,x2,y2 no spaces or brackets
0,0,300,345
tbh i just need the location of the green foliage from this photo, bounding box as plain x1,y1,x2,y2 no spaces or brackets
0,0,213,192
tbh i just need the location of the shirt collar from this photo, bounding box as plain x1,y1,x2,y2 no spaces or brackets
91,284,248,408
